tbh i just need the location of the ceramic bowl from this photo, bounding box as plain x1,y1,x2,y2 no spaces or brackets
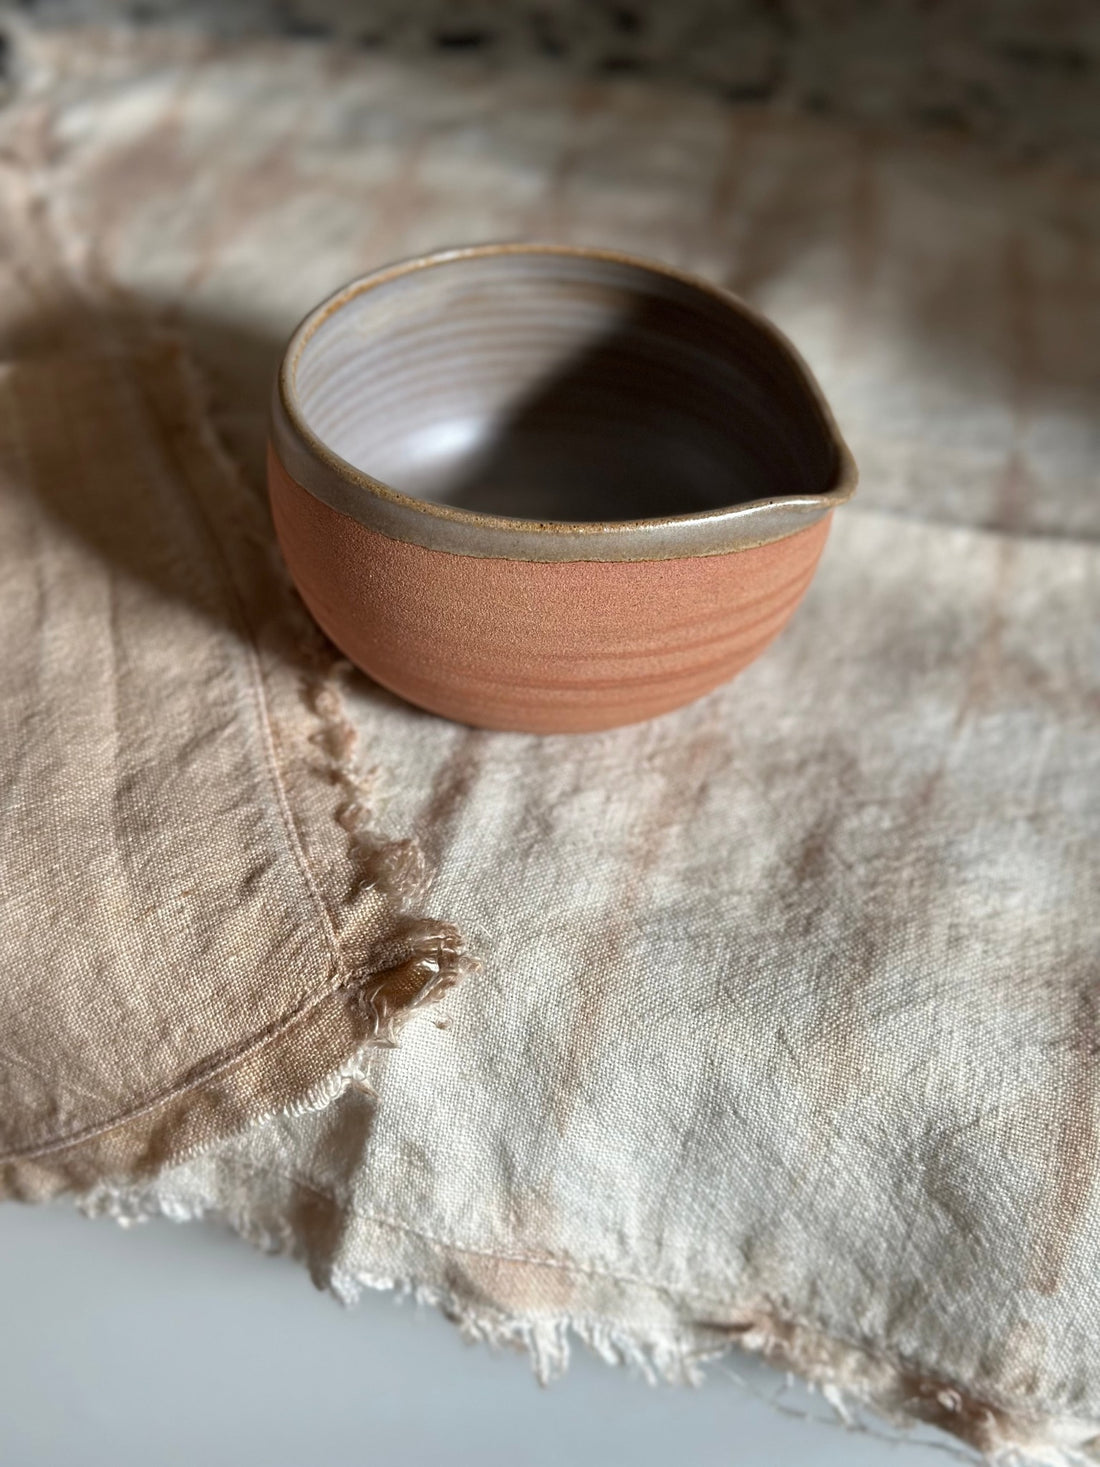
269,244,856,734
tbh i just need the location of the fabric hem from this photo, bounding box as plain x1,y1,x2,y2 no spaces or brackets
0,263,475,1198
77,1175,1100,1467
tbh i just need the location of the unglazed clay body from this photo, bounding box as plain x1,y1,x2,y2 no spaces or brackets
269,245,856,732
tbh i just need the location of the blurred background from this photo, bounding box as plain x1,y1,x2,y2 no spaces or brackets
2,0,1095,547
7,0,1100,170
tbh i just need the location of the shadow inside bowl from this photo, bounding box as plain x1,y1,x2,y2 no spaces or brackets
291,255,841,527
389,302,821,522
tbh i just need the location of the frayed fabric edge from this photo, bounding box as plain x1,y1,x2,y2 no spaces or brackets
0,119,477,1192
75,1181,1100,1467
0,324,477,1198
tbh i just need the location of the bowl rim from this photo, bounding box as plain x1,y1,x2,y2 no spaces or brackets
270,242,858,563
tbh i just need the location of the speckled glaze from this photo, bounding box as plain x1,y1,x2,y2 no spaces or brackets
269,245,856,732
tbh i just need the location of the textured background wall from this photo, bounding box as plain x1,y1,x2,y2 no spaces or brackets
3,0,1097,169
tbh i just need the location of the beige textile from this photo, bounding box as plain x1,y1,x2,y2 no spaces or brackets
0,328,473,1193
2,26,1100,1463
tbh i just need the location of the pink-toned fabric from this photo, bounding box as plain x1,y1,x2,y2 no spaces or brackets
1,26,1099,1465
0,337,472,1197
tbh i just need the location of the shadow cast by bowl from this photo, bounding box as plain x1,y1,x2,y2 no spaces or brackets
10,299,439,726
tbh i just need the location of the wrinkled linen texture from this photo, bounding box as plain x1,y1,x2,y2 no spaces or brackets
1,25,1099,1463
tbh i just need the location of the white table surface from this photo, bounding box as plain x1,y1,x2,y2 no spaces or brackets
0,1202,969,1466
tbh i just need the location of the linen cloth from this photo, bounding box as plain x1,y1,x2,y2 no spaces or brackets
0,327,472,1194
1,25,1099,1462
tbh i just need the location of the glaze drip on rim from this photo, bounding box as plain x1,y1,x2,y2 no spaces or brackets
271,244,857,562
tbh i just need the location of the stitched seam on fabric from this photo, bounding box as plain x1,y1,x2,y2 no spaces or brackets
0,969,357,1162
0,114,367,1156
145,347,350,986
166,1155,1057,1429
0,324,472,1165
38,106,364,987
152,350,474,1056
248,638,345,973
0,363,352,1158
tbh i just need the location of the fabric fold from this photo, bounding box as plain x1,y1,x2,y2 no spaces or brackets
2,25,1099,1467
0,334,473,1198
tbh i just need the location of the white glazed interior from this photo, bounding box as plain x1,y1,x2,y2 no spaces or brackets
292,251,841,525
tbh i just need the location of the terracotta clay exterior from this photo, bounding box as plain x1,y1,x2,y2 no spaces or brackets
269,451,832,733
268,245,855,733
